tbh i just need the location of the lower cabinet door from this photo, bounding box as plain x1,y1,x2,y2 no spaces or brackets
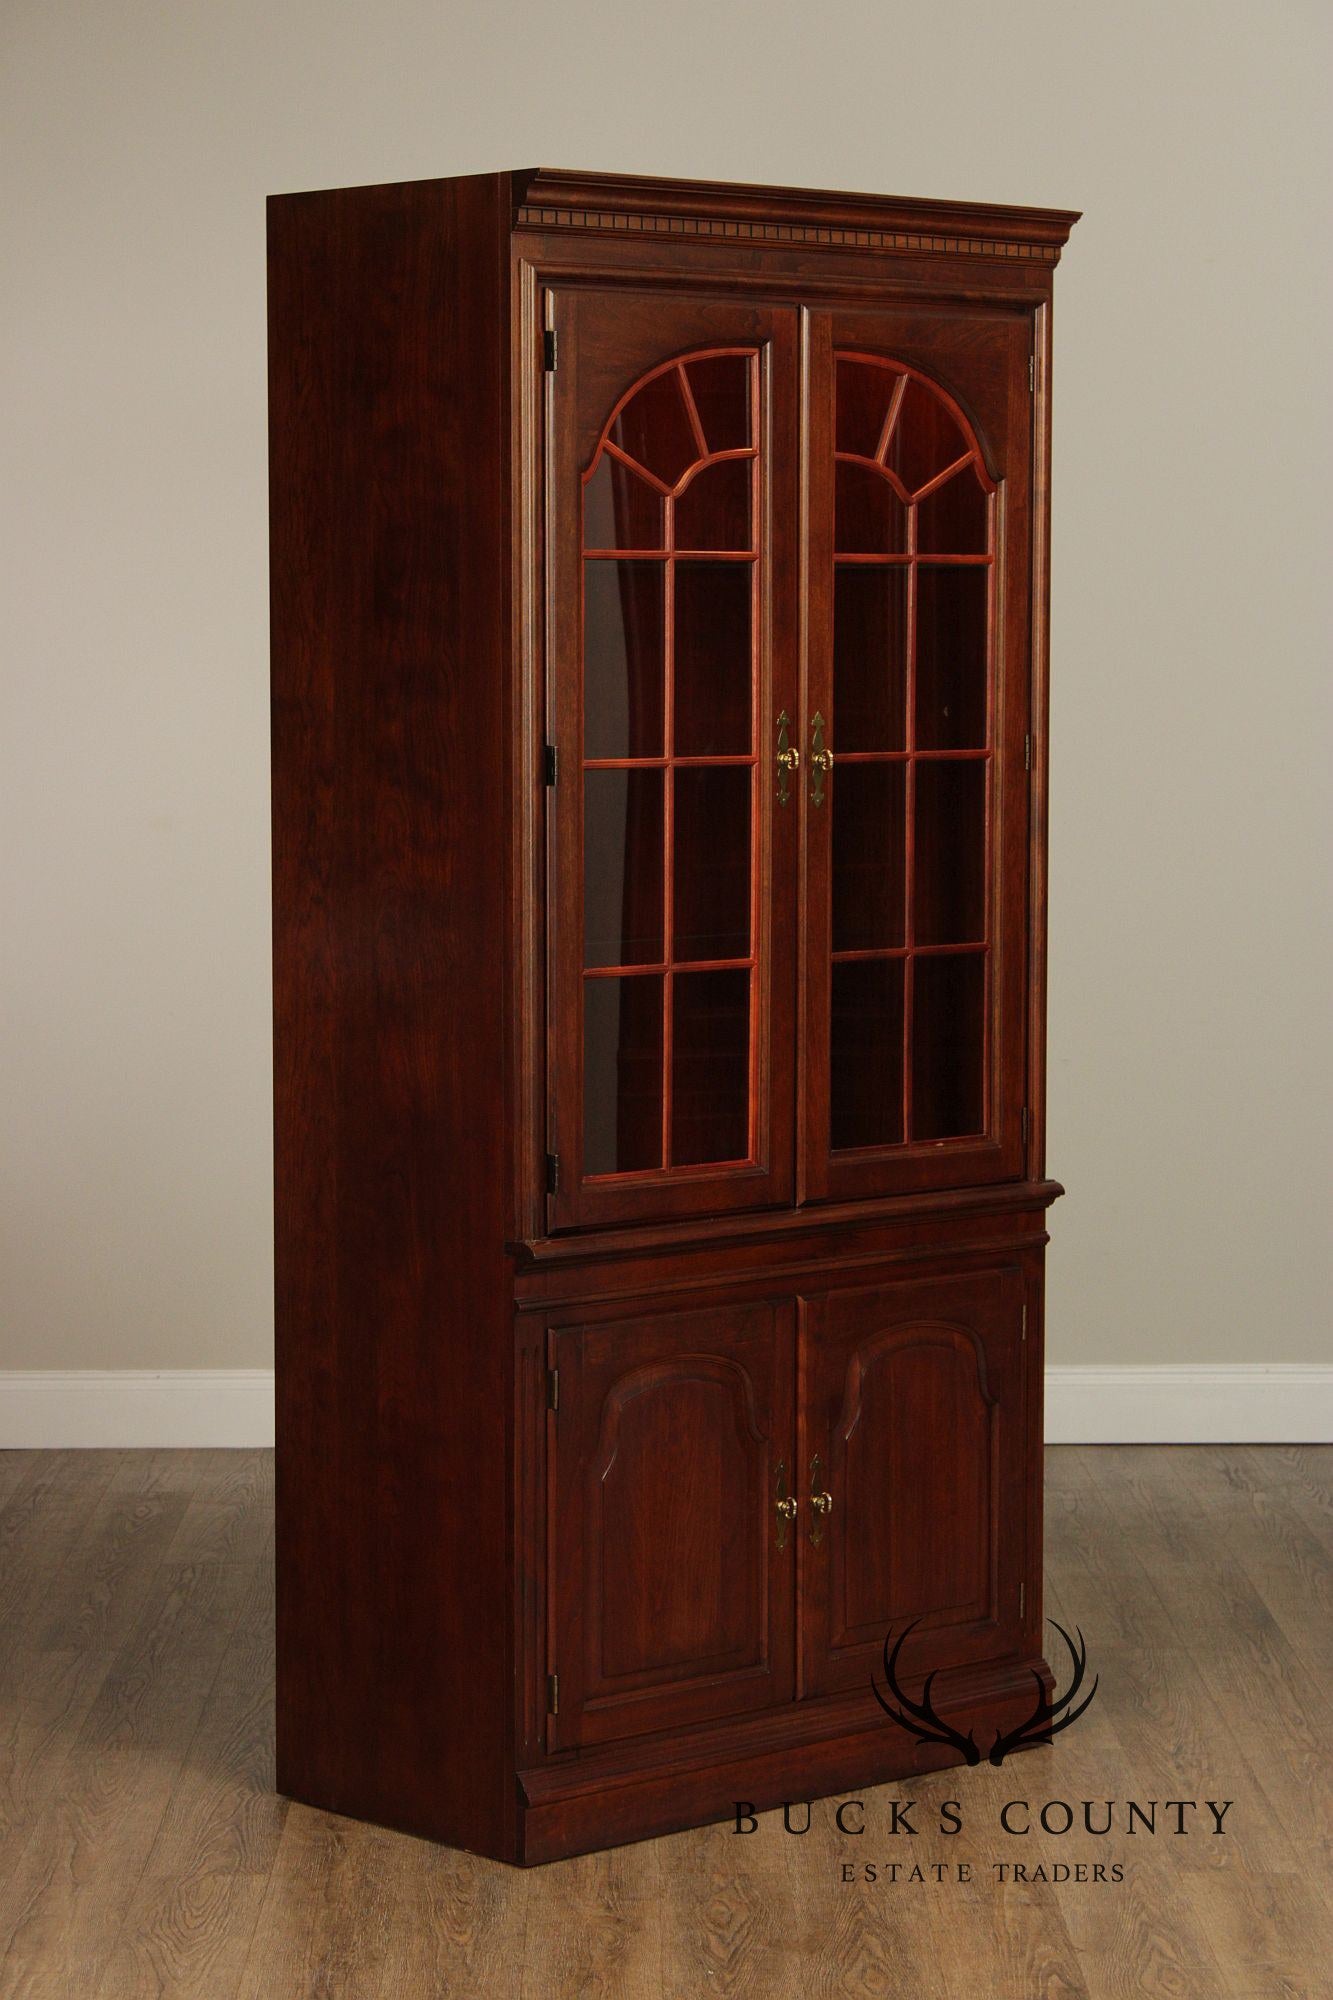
798,1267,1027,1699
548,1300,795,1751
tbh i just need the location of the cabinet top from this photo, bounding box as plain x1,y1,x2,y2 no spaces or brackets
268,168,1080,268
513,168,1080,264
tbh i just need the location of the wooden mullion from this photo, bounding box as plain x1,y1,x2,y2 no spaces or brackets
584,547,669,561
834,551,991,567
873,372,909,465
903,494,918,1144
910,450,977,504
583,756,668,769
662,483,676,1171
677,363,709,460
584,961,667,979
603,437,673,494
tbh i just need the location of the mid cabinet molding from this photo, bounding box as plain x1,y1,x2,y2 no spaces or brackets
268,168,1078,1866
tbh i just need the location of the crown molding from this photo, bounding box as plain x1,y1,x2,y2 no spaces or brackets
514,169,1080,266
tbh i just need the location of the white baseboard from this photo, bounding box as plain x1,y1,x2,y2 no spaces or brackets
1042,1364,1332,1445
0,1365,1328,1450
0,1371,276,1448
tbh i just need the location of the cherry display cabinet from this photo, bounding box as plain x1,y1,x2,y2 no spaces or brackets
268,168,1078,1865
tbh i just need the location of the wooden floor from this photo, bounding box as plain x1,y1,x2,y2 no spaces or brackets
0,1447,1328,1998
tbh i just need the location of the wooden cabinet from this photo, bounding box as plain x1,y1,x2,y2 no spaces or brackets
269,168,1077,1864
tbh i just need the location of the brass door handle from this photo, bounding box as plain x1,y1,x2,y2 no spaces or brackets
808,1453,833,1546
776,710,800,806
775,1459,798,1550
809,712,833,807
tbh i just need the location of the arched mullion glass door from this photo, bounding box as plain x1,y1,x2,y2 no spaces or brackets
801,309,1032,1203
546,290,800,1231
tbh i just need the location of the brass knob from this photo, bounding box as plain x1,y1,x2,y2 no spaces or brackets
776,711,800,806
808,1454,834,1546
774,1459,798,1550
809,712,833,807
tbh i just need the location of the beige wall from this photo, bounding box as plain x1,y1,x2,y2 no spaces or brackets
2,1,1328,1370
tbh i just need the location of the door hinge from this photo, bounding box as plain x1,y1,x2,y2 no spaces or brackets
1019,1582,1026,1618
1029,353,1035,393
545,1151,559,1195
547,1365,559,1412
544,743,558,787
547,1671,559,1715
1024,732,1032,772
543,329,558,372
1021,1107,1029,1146
1021,1302,1028,1342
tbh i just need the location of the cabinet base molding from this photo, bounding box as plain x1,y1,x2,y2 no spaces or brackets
519,1655,1051,1864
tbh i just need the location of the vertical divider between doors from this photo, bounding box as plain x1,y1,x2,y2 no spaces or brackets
798,310,833,1205
792,1292,811,1699
543,1318,560,1752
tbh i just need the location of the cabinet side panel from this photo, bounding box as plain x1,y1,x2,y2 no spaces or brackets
268,174,514,1856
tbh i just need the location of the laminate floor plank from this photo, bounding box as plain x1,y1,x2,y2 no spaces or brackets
0,1456,40,1513
93,1558,283,1999
0,1454,201,1911
520,1842,661,1999
1235,1445,1333,1536
234,1807,419,2000
0,1453,123,1672
159,1451,274,1571
655,1813,794,1997
375,1831,532,2000
1170,1450,1333,1677
1076,1447,1333,1898
0,1446,1327,2000
0,1556,253,1998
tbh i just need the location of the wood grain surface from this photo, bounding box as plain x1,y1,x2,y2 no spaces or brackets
0,1446,1327,1998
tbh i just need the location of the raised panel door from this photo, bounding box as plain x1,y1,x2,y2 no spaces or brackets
547,1300,795,1750
797,1268,1026,1698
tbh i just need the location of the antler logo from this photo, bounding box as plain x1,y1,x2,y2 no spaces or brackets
870,1620,1099,1767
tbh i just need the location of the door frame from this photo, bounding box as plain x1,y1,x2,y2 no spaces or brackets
798,301,1033,1205
795,1264,1028,1699
542,284,802,1232
544,1296,797,1751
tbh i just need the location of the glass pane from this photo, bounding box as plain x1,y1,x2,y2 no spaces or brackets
583,561,665,759
584,976,664,1174
611,366,699,488
583,769,664,969
834,567,907,752
914,762,986,945
673,561,752,755
915,567,989,751
676,458,752,552
832,762,906,951
684,355,751,452
915,464,988,555
831,958,905,1151
584,454,664,550
835,461,907,555
836,357,898,458
673,767,751,962
884,376,966,495
671,969,750,1165
911,954,985,1140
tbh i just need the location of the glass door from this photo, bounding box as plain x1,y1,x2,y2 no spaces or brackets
801,307,1032,1201
545,289,799,1229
